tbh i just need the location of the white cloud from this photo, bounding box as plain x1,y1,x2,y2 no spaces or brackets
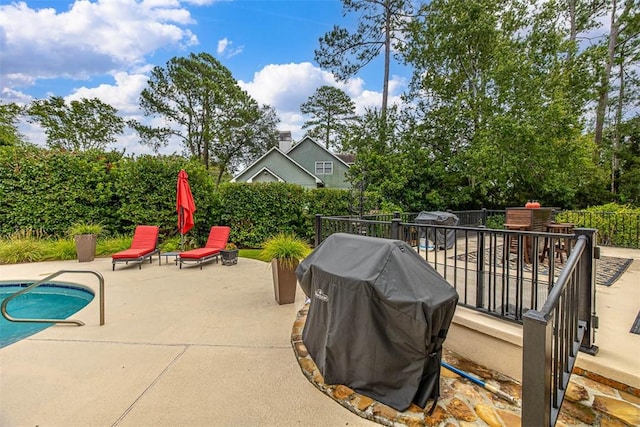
239,62,407,140
1,86,33,104
216,37,243,58
68,72,149,114
0,0,198,89
217,38,230,54
181,0,218,5
240,62,332,110
8,57,405,153
238,63,335,139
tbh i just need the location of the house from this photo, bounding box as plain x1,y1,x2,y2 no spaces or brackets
231,134,352,189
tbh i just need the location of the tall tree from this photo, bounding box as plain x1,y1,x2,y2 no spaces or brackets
603,1,640,193
214,104,280,184
0,103,24,146
615,116,640,204
132,52,278,181
593,0,637,149
314,0,413,118
27,96,125,151
300,86,356,150
401,0,603,207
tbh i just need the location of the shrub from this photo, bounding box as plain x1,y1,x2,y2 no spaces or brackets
96,236,133,256
0,232,46,264
485,214,505,230
259,233,311,269
67,223,104,236
42,239,77,261
556,203,640,247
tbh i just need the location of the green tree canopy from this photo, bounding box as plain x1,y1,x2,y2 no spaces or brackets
614,116,640,204
132,52,279,183
399,0,605,207
214,104,280,184
27,96,125,151
314,0,413,117
0,103,24,147
300,85,356,151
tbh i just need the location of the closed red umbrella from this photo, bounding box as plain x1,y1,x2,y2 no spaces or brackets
176,169,196,249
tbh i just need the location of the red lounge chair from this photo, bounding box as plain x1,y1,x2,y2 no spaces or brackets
178,226,230,269
112,225,160,271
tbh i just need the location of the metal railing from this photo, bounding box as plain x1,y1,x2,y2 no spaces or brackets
1,270,105,326
314,214,598,426
522,231,597,426
361,210,503,226
315,215,595,324
555,210,640,248
358,209,639,248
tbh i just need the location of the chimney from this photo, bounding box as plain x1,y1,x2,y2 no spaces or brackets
278,131,292,152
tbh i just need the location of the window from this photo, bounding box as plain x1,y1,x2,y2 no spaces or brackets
315,161,333,175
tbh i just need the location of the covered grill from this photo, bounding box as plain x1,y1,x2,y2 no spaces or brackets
296,233,458,411
415,211,459,250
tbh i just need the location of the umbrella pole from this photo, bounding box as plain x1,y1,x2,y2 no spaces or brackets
180,207,185,251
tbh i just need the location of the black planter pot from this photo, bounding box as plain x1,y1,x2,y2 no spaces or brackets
220,249,238,265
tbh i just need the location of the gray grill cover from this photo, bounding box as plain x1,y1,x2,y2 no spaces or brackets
415,211,459,249
296,233,458,411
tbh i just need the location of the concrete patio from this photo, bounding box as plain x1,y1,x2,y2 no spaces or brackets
0,246,638,426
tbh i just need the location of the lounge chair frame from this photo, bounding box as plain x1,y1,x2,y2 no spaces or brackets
112,225,161,271
178,252,220,269
112,248,160,271
178,226,230,270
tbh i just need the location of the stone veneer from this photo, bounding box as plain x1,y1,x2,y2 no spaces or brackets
292,305,640,426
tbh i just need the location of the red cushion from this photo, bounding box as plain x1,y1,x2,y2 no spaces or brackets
130,225,159,250
205,226,230,249
112,248,155,259
179,248,220,259
112,225,159,260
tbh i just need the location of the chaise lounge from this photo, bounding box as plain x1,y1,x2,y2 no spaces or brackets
178,226,230,269
112,225,160,271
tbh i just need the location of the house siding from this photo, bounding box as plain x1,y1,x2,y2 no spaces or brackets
288,138,351,189
234,150,318,188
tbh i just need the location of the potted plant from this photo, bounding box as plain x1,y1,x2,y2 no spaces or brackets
260,233,310,305
221,242,239,265
68,223,104,262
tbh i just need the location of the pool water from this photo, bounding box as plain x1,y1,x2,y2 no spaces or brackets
0,283,94,348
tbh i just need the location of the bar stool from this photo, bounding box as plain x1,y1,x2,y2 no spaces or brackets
540,223,574,263
505,222,531,264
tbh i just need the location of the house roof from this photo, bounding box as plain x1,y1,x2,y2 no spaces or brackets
231,147,323,185
287,135,352,169
335,153,355,164
247,167,284,183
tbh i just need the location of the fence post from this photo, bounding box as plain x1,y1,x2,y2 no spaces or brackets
476,229,485,307
391,218,401,240
522,310,553,426
574,228,599,354
482,208,487,226
315,214,322,248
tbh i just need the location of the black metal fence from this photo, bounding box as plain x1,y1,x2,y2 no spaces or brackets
555,210,640,248
361,209,504,227
361,209,639,248
314,213,598,426
522,231,596,426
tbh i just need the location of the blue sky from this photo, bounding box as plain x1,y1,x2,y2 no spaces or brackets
0,0,410,154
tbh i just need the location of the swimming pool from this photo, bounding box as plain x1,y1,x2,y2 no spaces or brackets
0,282,94,348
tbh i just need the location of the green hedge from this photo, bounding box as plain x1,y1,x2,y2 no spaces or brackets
0,146,356,249
218,184,355,247
556,203,640,248
0,146,216,241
